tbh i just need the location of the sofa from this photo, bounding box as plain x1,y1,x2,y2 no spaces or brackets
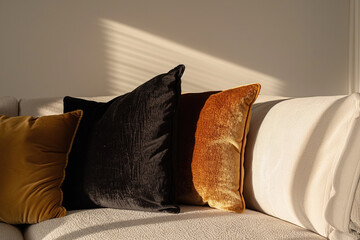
1,64,360,240
1,89,360,240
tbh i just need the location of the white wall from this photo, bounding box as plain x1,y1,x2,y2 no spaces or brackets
0,0,350,98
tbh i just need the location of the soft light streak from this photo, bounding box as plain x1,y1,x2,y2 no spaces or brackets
101,19,284,95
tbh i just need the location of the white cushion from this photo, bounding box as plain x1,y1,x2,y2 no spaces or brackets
24,206,325,240
244,94,360,239
0,223,23,240
0,96,18,116
19,96,117,117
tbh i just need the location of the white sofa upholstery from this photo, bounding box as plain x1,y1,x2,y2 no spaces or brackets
0,96,18,117
0,222,23,240
244,94,360,240
1,94,360,239
24,206,325,240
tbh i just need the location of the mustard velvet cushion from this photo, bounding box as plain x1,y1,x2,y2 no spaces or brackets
176,84,260,213
0,110,82,224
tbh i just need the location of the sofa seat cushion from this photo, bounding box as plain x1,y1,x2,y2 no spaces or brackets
0,223,23,240
24,206,325,240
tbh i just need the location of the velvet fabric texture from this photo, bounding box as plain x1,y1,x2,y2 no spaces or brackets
176,84,261,213
63,65,184,213
0,110,82,224
62,98,116,210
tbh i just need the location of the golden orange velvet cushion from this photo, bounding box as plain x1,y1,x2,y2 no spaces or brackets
176,84,260,212
0,110,82,224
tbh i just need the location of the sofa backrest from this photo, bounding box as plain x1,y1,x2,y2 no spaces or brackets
0,96,18,117
19,96,117,117
244,93,360,239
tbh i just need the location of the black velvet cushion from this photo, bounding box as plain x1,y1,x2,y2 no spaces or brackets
62,65,184,213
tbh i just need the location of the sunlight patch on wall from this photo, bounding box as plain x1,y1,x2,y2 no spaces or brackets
101,19,284,95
